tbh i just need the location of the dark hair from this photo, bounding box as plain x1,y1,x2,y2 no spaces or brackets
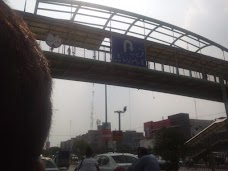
85,146,93,157
0,1,52,170
138,147,149,156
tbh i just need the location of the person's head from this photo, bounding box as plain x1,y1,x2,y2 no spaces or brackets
137,147,149,158
0,1,52,170
85,146,93,158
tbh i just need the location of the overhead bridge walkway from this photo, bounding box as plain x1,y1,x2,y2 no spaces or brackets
185,118,228,160
15,0,228,105
45,51,227,102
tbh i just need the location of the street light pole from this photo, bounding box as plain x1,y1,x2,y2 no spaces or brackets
118,112,121,131
114,106,127,131
115,111,122,131
105,84,108,123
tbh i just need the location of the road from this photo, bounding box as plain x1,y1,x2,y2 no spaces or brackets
179,166,228,171
61,165,228,171
68,165,77,171
180,169,227,171
59,165,76,171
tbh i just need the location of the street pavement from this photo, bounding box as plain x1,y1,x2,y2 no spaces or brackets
68,165,77,171
179,166,228,171
61,165,228,171
59,165,76,171
180,169,227,171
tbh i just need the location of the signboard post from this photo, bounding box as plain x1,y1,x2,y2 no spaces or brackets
101,122,112,142
111,36,147,68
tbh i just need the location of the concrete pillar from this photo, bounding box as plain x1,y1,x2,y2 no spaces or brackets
189,70,192,77
219,77,228,117
161,64,164,72
202,72,208,80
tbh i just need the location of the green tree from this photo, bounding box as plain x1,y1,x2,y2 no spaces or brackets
42,147,61,158
117,143,133,153
72,140,90,159
154,127,186,171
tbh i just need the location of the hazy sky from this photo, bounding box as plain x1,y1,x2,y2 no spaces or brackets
8,0,228,146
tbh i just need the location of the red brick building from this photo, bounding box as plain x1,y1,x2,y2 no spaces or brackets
144,113,191,139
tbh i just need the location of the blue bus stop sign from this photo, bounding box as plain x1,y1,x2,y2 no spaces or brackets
111,36,147,68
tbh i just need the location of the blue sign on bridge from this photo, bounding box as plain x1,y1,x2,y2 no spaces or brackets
111,36,147,68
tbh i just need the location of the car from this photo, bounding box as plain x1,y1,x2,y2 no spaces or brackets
94,152,138,171
41,157,59,171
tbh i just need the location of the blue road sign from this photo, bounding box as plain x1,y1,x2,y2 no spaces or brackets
111,36,147,68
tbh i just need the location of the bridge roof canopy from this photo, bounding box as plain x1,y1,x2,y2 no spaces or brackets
19,0,228,80
32,0,228,52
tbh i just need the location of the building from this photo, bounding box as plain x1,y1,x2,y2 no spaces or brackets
190,119,213,137
61,122,144,152
140,139,154,149
72,129,144,152
61,138,76,152
144,113,213,141
144,118,171,138
98,122,112,142
84,130,105,152
61,122,111,153
122,131,144,149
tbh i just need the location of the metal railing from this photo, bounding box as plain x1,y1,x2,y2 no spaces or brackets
38,40,226,85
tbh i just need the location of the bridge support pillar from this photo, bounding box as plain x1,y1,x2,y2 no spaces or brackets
219,77,228,117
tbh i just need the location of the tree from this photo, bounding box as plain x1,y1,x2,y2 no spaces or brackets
117,143,133,153
42,147,61,158
154,127,187,171
72,140,90,159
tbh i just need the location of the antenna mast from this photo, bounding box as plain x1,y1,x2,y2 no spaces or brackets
90,84,95,130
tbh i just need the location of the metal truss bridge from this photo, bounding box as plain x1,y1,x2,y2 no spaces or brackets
18,0,228,108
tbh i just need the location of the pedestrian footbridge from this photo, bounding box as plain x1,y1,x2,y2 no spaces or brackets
185,118,228,160
17,0,228,104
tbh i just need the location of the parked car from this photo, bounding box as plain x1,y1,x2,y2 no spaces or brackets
41,157,59,171
94,152,138,171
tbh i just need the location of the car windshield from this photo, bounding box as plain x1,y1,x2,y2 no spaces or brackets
112,155,137,164
42,159,58,168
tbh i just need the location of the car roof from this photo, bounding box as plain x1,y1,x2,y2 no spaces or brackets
96,153,137,157
41,156,53,161
41,156,59,170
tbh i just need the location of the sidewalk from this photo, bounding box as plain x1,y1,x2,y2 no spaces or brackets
179,166,227,171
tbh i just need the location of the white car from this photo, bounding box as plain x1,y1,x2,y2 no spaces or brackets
94,152,138,171
41,157,59,171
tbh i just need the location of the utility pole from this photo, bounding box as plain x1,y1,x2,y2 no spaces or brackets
70,120,71,139
114,106,127,131
194,98,198,119
105,84,108,123
24,0,28,12
90,84,95,130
